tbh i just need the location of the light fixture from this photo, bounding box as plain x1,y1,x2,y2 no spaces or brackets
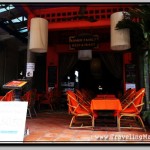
29,17,48,53
78,49,92,60
90,58,101,73
111,12,131,50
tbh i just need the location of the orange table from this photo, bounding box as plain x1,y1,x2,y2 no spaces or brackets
90,98,122,130
96,94,116,99
90,99,122,111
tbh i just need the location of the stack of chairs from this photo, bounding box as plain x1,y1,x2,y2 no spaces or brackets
38,89,54,112
75,89,91,107
120,88,136,109
117,88,146,132
38,88,62,112
80,88,95,102
22,89,37,118
50,88,61,110
66,90,98,129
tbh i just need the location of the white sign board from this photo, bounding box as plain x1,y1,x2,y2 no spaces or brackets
26,62,35,77
26,69,33,77
126,83,136,90
0,102,28,143
26,62,35,71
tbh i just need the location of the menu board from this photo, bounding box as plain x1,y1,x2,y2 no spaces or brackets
125,64,136,83
3,80,27,90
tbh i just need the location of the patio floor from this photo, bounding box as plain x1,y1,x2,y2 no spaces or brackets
23,110,150,144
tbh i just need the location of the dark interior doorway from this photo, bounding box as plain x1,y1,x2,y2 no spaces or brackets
62,52,123,97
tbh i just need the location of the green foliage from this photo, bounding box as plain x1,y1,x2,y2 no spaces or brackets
116,19,145,50
142,110,150,121
116,4,150,51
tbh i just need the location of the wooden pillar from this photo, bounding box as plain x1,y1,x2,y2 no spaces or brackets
25,33,36,90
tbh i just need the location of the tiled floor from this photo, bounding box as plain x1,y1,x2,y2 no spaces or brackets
23,110,150,144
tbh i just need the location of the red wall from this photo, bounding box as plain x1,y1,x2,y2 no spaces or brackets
123,52,133,92
26,4,136,93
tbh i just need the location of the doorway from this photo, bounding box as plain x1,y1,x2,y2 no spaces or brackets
59,52,123,97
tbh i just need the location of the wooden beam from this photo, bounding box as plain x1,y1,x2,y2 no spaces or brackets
48,20,110,31
21,4,35,17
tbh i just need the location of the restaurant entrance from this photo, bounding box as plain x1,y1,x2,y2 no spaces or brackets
77,55,123,97
59,52,123,98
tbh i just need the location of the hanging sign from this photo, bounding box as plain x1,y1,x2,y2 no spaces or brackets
26,62,35,77
69,33,99,50
0,102,28,143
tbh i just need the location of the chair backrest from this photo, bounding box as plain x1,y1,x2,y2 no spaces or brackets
76,89,91,106
131,88,145,112
1,90,14,101
75,89,86,103
119,88,130,100
66,90,77,108
80,89,90,100
32,88,37,100
121,88,136,108
66,90,89,115
47,89,55,103
75,89,83,98
25,90,39,108
22,90,33,105
120,88,135,101
122,88,145,114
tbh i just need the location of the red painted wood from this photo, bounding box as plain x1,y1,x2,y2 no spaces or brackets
123,52,133,92
25,4,136,92
48,20,110,31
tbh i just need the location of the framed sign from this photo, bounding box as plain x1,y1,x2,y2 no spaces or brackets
69,33,99,50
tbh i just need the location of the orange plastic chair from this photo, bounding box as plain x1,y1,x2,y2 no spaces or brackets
22,90,37,118
50,88,61,110
66,90,96,129
80,88,94,102
0,90,14,101
39,90,54,112
75,89,90,106
120,88,136,109
119,88,131,101
117,88,146,132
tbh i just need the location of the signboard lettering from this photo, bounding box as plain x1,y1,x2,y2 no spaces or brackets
69,33,99,50
0,102,28,143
